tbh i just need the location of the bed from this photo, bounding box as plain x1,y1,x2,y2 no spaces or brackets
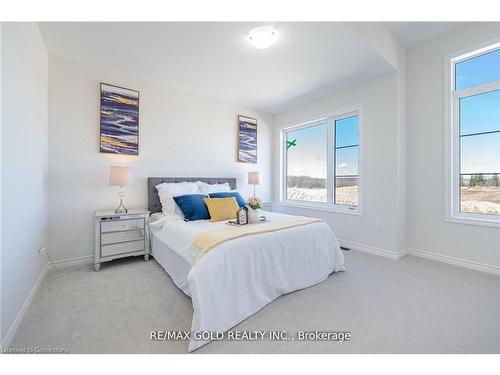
147,177,345,352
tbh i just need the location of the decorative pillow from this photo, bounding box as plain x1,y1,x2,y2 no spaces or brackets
197,181,231,194
173,194,210,221
155,182,199,216
208,191,246,208
203,197,239,222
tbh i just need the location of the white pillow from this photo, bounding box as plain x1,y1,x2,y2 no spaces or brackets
149,212,181,229
155,182,199,216
150,212,171,224
197,181,231,194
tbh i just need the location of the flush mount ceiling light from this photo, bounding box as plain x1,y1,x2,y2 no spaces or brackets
248,26,278,49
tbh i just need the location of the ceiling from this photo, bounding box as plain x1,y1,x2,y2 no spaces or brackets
39,22,466,114
384,22,466,48
39,22,395,114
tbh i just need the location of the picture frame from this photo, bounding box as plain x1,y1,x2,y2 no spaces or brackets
237,115,257,163
100,82,140,155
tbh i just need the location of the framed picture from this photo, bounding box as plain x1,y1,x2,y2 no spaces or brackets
237,115,257,163
100,83,139,155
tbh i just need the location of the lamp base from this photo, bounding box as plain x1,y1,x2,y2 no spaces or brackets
115,198,128,214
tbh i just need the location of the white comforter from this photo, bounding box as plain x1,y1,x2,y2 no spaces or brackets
150,212,345,352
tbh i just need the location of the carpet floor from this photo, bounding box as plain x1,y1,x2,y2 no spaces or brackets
9,250,500,354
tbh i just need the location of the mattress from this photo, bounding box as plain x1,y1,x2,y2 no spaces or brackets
150,221,192,296
149,211,345,351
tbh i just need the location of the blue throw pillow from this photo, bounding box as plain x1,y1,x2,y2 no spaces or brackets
173,194,210,221
208,191,246,207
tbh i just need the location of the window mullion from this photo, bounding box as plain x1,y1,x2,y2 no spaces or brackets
452,93,460,217
332,119,336,206
455,81,500,100
327,119,334,205
282,129,289,202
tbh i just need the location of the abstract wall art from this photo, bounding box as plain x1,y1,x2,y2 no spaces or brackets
237,115,257,163
100,83,139,155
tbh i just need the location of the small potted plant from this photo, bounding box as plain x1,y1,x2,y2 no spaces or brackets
246,197,262,223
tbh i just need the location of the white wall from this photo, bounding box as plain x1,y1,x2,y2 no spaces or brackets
273,72,402,256
47,55,273,262
347,23,401,70
1,23,48,345
407,23,500,269
347,24,408,253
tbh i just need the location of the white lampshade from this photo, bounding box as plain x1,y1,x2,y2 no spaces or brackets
248,171,260,185
109,166,133,186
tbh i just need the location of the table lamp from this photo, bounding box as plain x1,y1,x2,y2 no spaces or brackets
110,166,133,214
248,171,260,198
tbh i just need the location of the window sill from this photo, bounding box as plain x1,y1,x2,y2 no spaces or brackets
277,201,363,216
445,214,500,229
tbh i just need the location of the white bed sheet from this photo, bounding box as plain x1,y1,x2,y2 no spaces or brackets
150,226,192,296
150,211,345,352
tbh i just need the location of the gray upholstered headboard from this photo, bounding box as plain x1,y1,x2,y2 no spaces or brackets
147,177,237,214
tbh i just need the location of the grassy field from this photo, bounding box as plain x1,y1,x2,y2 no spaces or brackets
287,186,358,206
287,185,499,214
460,186,500,214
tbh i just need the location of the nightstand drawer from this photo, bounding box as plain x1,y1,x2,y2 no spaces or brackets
101,218,144,233
101,229,144,245
101,240,145,258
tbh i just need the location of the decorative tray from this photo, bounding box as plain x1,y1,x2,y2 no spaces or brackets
226,217,269,226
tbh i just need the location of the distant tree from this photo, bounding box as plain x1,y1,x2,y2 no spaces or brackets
469,175,484,187
469,175,477,187
477,174,485,186
287,175,327,189
492,174,499,187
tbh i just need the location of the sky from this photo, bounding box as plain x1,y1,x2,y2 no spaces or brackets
457,48,500,174
460,91,500,173
286,116,359,178
286,48,500,180
287,122,328,178
455,48,500,91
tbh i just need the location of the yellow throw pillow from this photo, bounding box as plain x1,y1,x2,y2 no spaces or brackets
204,197,240,222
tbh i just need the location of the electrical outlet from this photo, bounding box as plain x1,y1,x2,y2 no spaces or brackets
376,222,383,232
38,247,47,254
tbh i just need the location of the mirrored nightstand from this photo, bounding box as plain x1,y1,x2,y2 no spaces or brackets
94,209,150,271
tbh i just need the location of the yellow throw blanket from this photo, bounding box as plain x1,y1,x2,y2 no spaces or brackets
192,217,323,262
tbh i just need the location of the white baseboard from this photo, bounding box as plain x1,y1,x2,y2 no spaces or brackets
395,248,408,259
338,239,406,260
339,239,498,275
406,247,500,276
1,262,49,349
49,254,93,270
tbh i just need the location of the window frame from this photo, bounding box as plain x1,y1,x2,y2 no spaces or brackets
444,40,500,228
278,105,364,215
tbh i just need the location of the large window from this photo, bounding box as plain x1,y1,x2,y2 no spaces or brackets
286,122,328,202
447,43,500,225
282,109,362,213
